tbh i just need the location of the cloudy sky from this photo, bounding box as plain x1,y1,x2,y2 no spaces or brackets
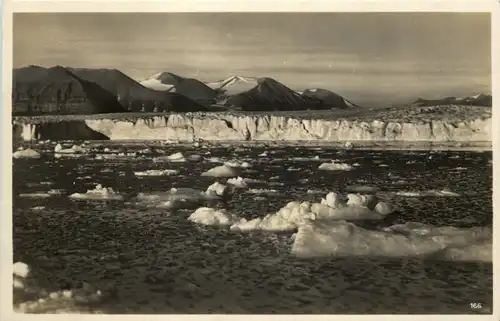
14,12,490,107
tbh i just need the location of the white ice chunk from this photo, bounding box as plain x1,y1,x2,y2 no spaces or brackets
69,184,124,201
13,148,41,159
201,165,239,178
166,152,186,162
205,182,230,198
188,207,242,226
227,177,248,188
134,169,179,177
318,162,354,171
291,220,492,261
13,262,30,278
230,201,315,232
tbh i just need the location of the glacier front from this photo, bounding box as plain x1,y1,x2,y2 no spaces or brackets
13,106,492,145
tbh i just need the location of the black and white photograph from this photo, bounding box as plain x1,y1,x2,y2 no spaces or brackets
6,6,496,316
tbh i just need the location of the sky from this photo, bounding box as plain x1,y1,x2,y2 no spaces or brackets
13,12,491,107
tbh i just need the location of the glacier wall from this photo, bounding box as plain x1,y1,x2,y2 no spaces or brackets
13,113,492,143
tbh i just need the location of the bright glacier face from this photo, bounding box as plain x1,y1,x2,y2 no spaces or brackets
14,108,491,144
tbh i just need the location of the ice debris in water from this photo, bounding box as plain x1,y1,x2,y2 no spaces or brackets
230,191,393,233
345,185,378,193
95,152,138,160
13,148,41,159
201,165,239,177
166,152,186,162
395,189,460,197
13,262,108,313
69,184,124,201
226,177,249,188
188,207,242,226
134,169,179,177
187,154,202,161
134,182,231,209
224,160,252,168
54,143,88,155
318,161,354,171
19,192,52,198
230,201,316,232
246,188,279,195
14,262,30,279
291,220,492,261
204,182,230,198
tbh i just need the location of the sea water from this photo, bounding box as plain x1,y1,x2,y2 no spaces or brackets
12,142,493,314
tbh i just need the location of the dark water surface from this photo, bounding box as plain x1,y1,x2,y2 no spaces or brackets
12,143,493,314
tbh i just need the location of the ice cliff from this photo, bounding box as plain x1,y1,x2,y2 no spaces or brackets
13,111,491,143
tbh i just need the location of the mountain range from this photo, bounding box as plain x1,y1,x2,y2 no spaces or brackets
412,94,492,107
12,65,492,116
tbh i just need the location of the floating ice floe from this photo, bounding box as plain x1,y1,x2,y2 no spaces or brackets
19,189,63,198
134,169,179,177
395,189,460,197
290,156,323,162
188,207,242,226
230,191,393,233
166,152,186,162
152,152,187,163
230,201,315,232
13,148,41,159
227,177,248,188
204,182,230,198
14,262,30,279
69,184,124,201
54,144,88,158
139,148,154,154
224,160,252,168
134,182,230,210
206,157,224,163
246,188,279,195
258,152,268,157
291,220,492,262
345,185,379,193
95,152,138,160
318,162,354,171
19,192,52,198
13,262,108,313
201,165,239,178
432,240,492,262
187,154,202,161
307,189,325,195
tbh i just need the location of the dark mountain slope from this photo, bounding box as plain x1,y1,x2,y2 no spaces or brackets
301,88,361,109
412,94,492,107
12,66,125,115
171,78,219,105
67,67,209,112
225,77,324,111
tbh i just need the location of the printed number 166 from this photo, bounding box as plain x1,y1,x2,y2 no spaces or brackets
470,303,482,309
